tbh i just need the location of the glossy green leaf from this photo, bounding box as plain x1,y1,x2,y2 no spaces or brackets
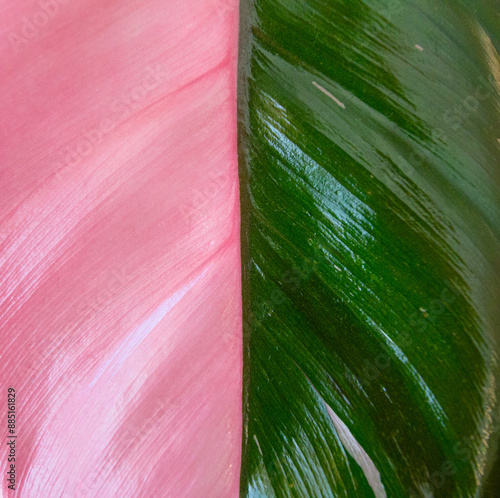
238,0,500,496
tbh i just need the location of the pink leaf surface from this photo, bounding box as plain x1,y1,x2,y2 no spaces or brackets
0,1,242,496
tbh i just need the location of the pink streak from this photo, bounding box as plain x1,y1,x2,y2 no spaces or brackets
0,0,241,496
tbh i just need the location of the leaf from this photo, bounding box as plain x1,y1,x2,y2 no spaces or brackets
238,0,500,496
0,1,242,496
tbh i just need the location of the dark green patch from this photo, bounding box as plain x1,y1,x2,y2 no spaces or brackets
238,0,500,496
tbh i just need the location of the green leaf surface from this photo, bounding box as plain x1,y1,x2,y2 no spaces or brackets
237,0,500,496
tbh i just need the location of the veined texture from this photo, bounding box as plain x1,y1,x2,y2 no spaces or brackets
238,0,500,496
0,1,241,496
